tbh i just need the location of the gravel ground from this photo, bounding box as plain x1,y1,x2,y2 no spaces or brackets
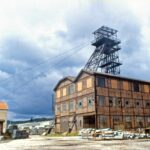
0,135,150,150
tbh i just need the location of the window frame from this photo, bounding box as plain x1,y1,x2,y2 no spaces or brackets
97,77,105,87
133,82,140,92
77,99,83,109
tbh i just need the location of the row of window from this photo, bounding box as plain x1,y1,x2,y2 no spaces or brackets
56,97,94,113
99,116,150,123
97,77,150,93
56,78,93,98
98,96,150,108
99,116,150,128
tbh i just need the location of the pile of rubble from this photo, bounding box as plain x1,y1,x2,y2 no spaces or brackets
8,125,29,139
16,120,55,135
79,128,150,140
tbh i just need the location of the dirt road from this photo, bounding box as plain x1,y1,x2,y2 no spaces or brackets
0,135,150,150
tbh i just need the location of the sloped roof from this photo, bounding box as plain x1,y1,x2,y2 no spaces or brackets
0,102,8,110
54,69,150,91
54,76,75,91
74,69,93,82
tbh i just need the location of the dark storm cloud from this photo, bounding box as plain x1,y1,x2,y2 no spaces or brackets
1,37,44,65
0,34,81,119
0,37,57,118
0,0,149,120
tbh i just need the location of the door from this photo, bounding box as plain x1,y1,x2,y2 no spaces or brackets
0,122,3,135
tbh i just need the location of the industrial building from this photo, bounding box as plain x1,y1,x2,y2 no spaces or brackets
54,26,150,133
0,102,8,134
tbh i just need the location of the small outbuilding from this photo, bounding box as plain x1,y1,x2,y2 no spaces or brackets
0,102,8,135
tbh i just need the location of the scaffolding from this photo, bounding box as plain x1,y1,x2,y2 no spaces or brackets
84,26,122,75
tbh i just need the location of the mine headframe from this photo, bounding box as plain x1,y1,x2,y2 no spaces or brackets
84,26,122,75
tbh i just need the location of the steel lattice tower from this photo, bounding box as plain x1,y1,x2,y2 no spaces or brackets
84,26,122,75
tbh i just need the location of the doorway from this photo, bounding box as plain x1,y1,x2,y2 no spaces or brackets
0,122,3,135
83,115,95,128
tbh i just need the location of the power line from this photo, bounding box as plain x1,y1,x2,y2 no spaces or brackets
0,42,89,85
1,43,89,99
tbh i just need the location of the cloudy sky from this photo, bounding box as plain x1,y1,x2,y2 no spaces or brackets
0,0,150,120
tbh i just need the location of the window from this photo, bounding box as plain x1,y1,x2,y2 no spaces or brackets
56,90,61,98
62,88,67,96
147,117,150,122
77,82,82,91
77,100,83,109
133,82,140,92
113,116,122,123
145,101,150,108
62,103,67,112
111,79,117,89
99,116,107,128
136,116,142,122
124,99,130,107
108,97,121,107
135,100,141,107
126,101,129,105
87,78,92,88
56,105,61,114
88,97,94,107
109,97,113,106
98,96,105,106
123,81,129,90
115,98,121,107
67,84,75,95
69,101,74,111
125,116,132,128
125,116,131,122
144,85,149,93
136,116,143,127
97,77,105,87
80,120,82,127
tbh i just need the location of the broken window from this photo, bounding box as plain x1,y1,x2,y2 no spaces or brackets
97,77,105,87
124,99,131,107
77,100,83,109
114,97,121,107
145,101,150,108
98,95,105,106
133,82,140,92
135,100,141,108
108,97,121,107
88,97,94,107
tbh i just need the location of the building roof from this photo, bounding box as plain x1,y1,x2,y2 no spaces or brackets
54,76,75,91
54,69,150,91
0,102,8,110
93,70,150,84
